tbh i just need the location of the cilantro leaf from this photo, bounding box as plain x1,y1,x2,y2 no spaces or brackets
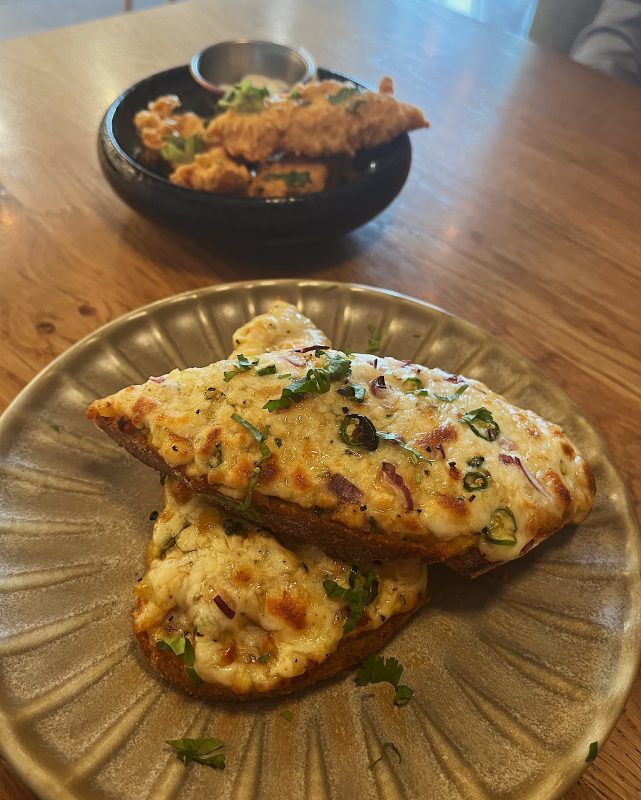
460,407,500,440
256,364,277,376
323,569,378,634
161,134,204,164
264,351,352,412
156,635,201,686
279,709,293,721
165,737,225,769
327,86,362,105
586,741,598,762
337,383,366,402
376,432,427,465
355,654,414,706
262,170,310,189
223,354,259,382
434,384,469,402
226,414,272,515
219,80,269,114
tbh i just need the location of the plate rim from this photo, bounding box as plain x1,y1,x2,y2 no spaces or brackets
1,278,639,800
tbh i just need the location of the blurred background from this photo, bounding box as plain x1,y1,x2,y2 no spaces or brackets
0,0,606,55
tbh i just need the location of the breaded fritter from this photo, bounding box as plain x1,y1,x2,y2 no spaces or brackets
134,94,205,151
170,147,250,193
249,160,328,197
204,77,428,163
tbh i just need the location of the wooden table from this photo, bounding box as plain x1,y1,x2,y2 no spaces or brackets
1,0,640,797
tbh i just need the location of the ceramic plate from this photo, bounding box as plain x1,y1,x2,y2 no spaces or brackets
98,67,412,245
0,281,639,800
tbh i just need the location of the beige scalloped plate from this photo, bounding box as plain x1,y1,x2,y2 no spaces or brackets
1,281,639,800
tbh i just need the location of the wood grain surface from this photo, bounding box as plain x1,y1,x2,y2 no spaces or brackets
0,0,640,798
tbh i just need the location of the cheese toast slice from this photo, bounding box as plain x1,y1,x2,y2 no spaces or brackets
134,480,427,699
89,347,595,574
132,303,426,699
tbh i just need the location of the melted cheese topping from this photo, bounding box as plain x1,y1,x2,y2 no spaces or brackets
134,482,427,694
229,300,330,358
91,349,595,563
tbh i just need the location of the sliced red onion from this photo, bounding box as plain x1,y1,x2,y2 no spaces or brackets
498,436,517,451
294,345,329,353
149,375,167,384
214,594,236,619
381,462,414,511
499,453,550,497
369,376,388,397
284,353,307,367
328,473,363,504
446,374,462,383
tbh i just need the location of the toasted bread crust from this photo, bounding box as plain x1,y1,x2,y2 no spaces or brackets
134,602,425,701
90,413,477,563
89,414,576,576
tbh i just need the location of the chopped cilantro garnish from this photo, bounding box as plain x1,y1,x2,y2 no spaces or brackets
367,325,382,354
223,354,258,382
256,364,277,376
262,170,311,189
165,737,225,769
257,653,270,664
323,568,378,634
376,431,427,465
355,654,413,706
434,384,469,402
403,377,422,390
338,383,366,402
586,741,598,762
460,407,500,440
219,80,269,114
327,86,362,105
279,709,293,722
220,414,271,518
161,134,204,164
156,635,201,685
264,351,352,412
274,436,283,448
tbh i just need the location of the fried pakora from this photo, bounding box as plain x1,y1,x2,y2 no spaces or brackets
204,78,428,163
133,77,428,197
249,160,328,197
134,94,205,152
170,147,250,193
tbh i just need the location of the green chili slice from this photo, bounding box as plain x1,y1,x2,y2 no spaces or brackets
338,414,379,451
483,506,517,546
463,471,489,492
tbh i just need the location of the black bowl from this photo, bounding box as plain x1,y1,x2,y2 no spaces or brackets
97,66,412,245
